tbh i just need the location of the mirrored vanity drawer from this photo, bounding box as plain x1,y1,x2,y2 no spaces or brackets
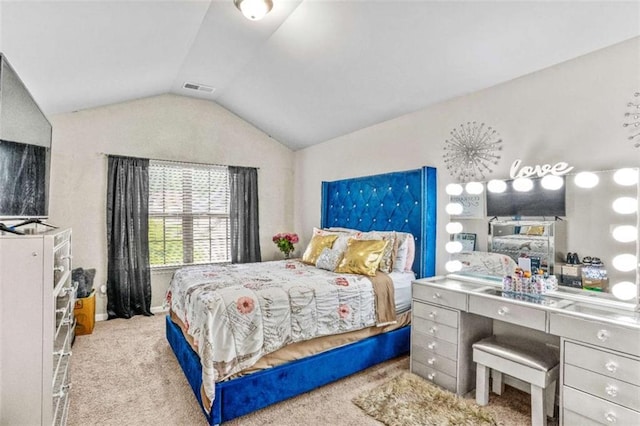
468,294,547,331
565,341,640,384
412,361,457,392
412,317,458,344
412,284,467,310
411,332,458,361
563,386,640,426
564,364,640,411
411,346,458,377
551,313,640,355
413,302,458,328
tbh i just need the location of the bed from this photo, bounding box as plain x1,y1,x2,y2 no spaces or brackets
166,167,437,425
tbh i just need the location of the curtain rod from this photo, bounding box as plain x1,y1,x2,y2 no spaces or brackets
100,152,259,170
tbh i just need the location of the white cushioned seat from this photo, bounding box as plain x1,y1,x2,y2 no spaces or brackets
472,336,558,371
473,336,559,426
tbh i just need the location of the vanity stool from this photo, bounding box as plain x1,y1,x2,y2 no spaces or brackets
473,336,559,426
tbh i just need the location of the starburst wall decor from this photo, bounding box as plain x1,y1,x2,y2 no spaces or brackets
623,91,640,148
442,121,503,182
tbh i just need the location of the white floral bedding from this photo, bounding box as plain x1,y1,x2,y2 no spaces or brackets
167,259,381,408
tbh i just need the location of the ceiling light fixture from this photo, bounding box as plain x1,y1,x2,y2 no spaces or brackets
234,0,273,21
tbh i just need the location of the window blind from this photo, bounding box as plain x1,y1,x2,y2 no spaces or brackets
148,160,230,267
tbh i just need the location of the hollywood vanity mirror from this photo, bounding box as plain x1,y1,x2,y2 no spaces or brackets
444,166,640,310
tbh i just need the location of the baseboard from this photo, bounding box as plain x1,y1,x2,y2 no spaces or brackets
95,305,168,322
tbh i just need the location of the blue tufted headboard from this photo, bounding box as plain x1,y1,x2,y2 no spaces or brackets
320,167,437,278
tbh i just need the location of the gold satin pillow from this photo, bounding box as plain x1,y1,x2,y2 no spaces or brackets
335,238,389,276
302,234,339,265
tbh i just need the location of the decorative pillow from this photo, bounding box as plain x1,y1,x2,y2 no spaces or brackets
404,234,415,272
356,231,396,273
315,247,342,271
526,226,545,236
302,234,339,265
335,238,388,276
393,233,409,272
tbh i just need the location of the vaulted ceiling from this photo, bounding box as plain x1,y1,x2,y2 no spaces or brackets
1,1,638,150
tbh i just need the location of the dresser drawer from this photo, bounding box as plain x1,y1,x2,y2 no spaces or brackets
563,386,640,426
413,302,458,328
412,317,458,344
411,331,458,361
411,346,458,378
562,408,603,426
551,314,640,355
412,284,467,310
411,361,457,393
565,341,640,384
468,295,547,331
565,364,640,411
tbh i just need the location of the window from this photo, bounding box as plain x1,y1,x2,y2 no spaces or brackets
148,160,230,267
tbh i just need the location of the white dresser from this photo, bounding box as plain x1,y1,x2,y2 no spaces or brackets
0,228,74,425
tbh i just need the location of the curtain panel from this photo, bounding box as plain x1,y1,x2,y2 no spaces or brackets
106,155,152,318
229,166,261,263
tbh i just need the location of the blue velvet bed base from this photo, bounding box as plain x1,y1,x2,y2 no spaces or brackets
166,315,410,425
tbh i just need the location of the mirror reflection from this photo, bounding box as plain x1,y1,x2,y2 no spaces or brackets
445,167,639,306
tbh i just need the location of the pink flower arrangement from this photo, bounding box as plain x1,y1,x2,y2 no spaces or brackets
272,232,299,258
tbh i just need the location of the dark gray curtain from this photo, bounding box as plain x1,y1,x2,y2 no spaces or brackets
229,166,261,263
106,155,152,318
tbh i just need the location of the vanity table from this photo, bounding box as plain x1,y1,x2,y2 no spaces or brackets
411,275,640,426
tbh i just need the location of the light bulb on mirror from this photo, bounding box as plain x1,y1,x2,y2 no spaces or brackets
445,183,463,196
487,179,507,193
612,253,637,272
541,175,564,190
445,260,462,273
512,177,533,192
465,182,484,194
612,225,637,243
574,172,599,188
445,222,463,234
613,168,639,186
612,197,638,215
445,241,463,253
611,281,638,301
445,202,463,215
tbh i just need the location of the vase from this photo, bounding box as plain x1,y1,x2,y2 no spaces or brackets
283,251,292,259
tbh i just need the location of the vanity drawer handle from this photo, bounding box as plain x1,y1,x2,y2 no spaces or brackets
597,329,610,342
428,326,437,335
432,292,441,300
497,307,509,316
427,372,436,381
605,385,618,398
605,361,618,373
427,342,436,350
604,412,617,423
427,358,436,365
428,311,437,319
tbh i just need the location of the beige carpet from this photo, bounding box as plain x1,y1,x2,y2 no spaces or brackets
353,372,497,426
69,314,541,426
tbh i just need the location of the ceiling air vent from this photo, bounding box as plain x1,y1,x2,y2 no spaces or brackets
183,82,215,94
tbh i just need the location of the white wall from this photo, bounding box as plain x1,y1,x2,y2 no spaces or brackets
48,94,294,317
294,37,640,277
